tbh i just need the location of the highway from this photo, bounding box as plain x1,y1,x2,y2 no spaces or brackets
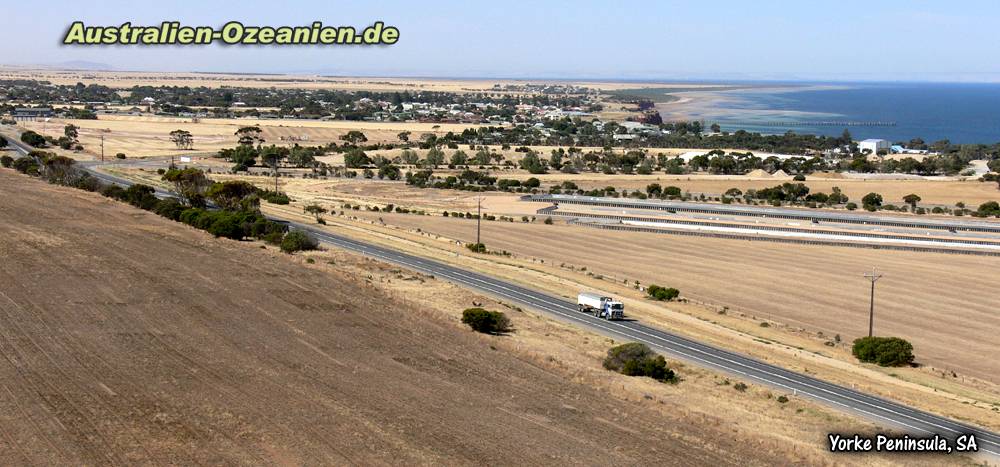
527,193,1000,233
6,138,999,457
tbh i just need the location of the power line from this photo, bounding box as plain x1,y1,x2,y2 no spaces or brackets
863,267,883,337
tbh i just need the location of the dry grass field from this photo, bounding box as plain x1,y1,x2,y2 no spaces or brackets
15,115,483,159
321,209,1000,381
2,169,962,465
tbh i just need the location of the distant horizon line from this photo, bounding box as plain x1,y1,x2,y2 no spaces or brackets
8,62,1000,85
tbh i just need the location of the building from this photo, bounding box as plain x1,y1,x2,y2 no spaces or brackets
12,107,54,121
859,138,890,154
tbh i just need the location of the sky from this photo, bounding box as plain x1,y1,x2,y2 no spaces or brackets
5,0,1000,82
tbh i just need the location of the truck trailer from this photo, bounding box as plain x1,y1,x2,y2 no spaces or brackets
577,292,624,320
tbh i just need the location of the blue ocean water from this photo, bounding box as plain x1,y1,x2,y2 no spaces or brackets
708,82,1000,144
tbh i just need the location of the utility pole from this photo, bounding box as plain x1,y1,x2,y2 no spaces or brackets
273,161,279,192
863,267,883,337
100,134,105,162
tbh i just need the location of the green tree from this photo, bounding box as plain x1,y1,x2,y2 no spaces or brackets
64,124,79,140
340,130,368,145
646,284,679,301
862,192,883,211
852,336,914,367
424,147,445,167
206,180,260,211
162,167,211,206
20,130,46,148
169,129,194,150
603,342,676,382
235,126,264,146
280,230,319,253
344,148,372,168
902,194,921,211
461,308,511,334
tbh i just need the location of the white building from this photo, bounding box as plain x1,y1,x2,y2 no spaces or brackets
859,138,890,154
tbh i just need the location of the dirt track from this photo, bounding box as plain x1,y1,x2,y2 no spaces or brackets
0,170,806,465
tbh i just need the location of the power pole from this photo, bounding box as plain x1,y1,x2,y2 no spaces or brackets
273,161,279,192
100,134,105,162
863,267,883,337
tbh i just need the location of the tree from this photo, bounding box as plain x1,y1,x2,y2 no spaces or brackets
902,194,921,211
862,192,883,211
344,148,372,168
519,151,547,174
169,129,194,150
645,183,662,197
21,130,46,148
340,130,368,145
397,131,411,143
162,167,211,206
424,147,445,167
450,150,468,166
646,284,679,301
710,123,721,133
235,126,264,146
852,336,914,367
64,124,79,140
280,230,319,253
303,203,328,222
603,342,676,382
206,180,260,211
461,308,511,334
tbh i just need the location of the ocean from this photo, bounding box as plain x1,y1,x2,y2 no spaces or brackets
680,82,1000,145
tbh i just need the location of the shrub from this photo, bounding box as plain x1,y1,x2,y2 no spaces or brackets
603,342,676,382
101,184,127,200
153,198,186,221
0,155,12,168
466,242,487,253
851,336,914,367
646,284,679,301
461,308,511,334
259,189,290,205
777,395,789,403
543,216,553,225
12,157,40,175
280,229,319,253
115,153,127,159
20,130,46,147
733,382,748,392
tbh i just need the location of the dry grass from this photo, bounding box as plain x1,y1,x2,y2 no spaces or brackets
4,169,968,465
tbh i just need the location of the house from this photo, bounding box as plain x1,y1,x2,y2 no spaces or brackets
12,107,54,121
859,139,890,154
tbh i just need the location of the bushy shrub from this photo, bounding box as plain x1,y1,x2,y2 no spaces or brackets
101,184,127,200
280,229,319,253
0,155,12,168
466,242,487,253
852,336,914,367
603,342,676,382
259,189,290,205
646,284,679,301
12,157,40,175
153,198,186,221
461,308,511,334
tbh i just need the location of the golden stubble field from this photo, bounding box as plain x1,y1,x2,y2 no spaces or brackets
230,176,1000,386
15,115,483,159
3,169,961,466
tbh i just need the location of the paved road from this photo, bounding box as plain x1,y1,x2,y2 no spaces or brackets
528,194,1000,233
6,139,999,457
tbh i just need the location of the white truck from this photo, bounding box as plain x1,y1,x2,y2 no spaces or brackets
577,292,624,320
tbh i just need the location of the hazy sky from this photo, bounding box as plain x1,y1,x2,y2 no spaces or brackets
6,0,1000,81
